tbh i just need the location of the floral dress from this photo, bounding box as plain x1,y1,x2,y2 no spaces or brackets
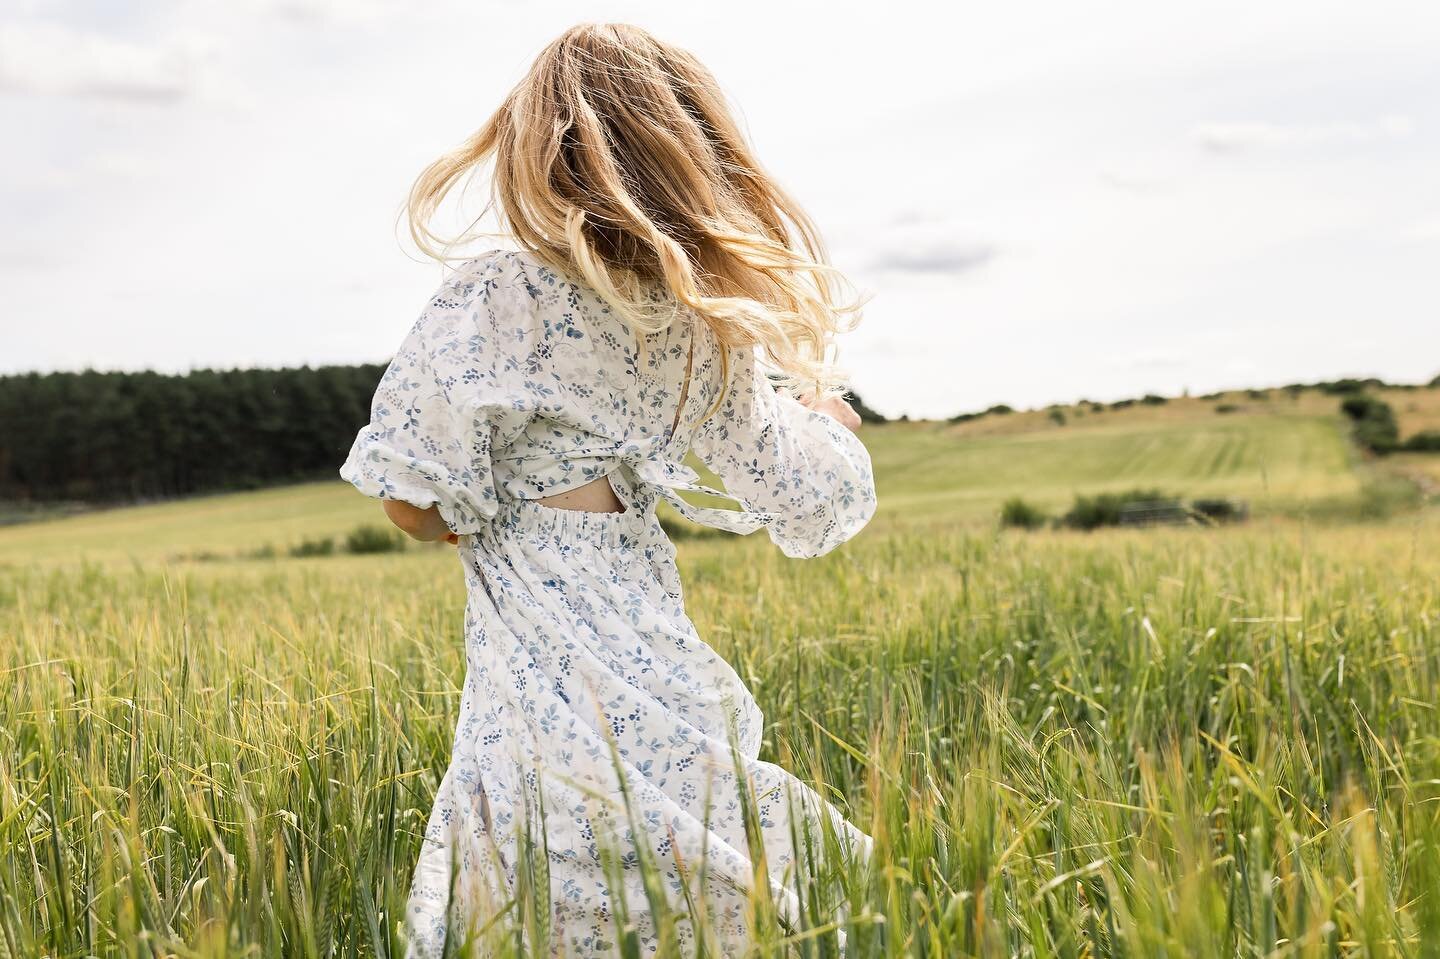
340,249,877,957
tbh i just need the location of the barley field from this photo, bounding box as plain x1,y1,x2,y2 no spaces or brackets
4,396,1440,957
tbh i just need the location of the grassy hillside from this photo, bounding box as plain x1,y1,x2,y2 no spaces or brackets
3,387,1427,566
866,410,1357,517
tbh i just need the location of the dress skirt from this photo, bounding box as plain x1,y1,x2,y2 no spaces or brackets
405,496,871,957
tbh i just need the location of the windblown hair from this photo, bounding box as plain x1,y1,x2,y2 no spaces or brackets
406,22,865,399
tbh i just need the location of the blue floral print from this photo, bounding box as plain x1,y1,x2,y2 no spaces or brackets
340,249,877,957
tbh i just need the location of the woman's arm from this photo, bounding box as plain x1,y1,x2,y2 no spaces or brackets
690,348,877,558
383,500,460,544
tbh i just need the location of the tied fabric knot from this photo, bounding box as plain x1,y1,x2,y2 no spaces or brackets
616,436,776,536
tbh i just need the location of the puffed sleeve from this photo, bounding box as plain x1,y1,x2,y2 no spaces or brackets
689,344,877,558
339,253,542,535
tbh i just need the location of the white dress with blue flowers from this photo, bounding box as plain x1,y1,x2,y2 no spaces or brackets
340,249,877,957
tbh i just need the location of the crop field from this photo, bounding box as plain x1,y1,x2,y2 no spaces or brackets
3,392,1440,956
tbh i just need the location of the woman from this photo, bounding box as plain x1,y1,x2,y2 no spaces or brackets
341,22,876,957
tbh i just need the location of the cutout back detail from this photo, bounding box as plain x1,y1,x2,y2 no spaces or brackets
535,319,697,516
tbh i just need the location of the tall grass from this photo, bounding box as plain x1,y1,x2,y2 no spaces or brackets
3,514,1439,955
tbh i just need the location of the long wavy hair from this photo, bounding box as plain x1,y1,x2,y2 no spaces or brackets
406,22,865,400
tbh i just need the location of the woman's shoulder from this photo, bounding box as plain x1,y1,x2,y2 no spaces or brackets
437,248,590,320
413,249,552,336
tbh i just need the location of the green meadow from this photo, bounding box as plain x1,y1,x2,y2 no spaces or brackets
3,389,1440,956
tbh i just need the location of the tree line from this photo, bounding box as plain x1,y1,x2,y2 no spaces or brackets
0,365,385,504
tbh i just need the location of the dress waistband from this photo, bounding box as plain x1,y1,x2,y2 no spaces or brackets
482,496,658,550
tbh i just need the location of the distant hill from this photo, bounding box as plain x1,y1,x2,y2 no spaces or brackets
6,379,1438,563
3,364,1436,525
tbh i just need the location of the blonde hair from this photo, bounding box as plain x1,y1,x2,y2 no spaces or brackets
406,21,865,399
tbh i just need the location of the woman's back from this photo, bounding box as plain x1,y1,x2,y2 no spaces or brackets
343,246,876,558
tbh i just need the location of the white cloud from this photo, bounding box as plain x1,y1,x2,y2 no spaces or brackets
1190,115,1415,153
867,216,999,275
0,21,211,102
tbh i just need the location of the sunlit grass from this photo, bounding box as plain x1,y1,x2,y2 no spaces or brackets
4,506,1440,955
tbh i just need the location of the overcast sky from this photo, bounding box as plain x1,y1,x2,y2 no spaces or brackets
2,0,1437,418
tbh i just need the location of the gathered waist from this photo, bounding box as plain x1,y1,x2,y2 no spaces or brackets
480,496,663,551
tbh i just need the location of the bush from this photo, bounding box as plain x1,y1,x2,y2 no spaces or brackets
1245,389,1269,400
289,536,335,558
1000,497,1048,530
1109,398,1136,410
1215,403,1240,414
949,403,1014,424
1319,377,1386,396
1429,373,1440,389
1141,394,1168,406
1062,489,1173,531
1402,430,1440,452
1191,498,1248,523
1339,394,1399,453
1048,408,1067,426
344,524,407,554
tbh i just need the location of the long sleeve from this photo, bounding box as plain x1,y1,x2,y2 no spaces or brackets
689,345,877,558
339,254,542,535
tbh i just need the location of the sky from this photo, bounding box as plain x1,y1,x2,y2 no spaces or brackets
2,0,1437,419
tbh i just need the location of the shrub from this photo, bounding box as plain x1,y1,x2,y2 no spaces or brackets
344,524,407,554
1215,403,1240,414
1429,373,1440,389
1402,430,1440,452
290,536,335,558
949,403,1014,424
1339,394,1399,453
1062,489,1173,531
1048,408,1067,426
1319,377,1382,394
1000,497,1048,530
1245,389,1269,400
1191,498,1248,523
1141,394,1168,406
1109,399,1136,410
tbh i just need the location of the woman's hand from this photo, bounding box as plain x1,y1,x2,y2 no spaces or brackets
800,392,862,433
